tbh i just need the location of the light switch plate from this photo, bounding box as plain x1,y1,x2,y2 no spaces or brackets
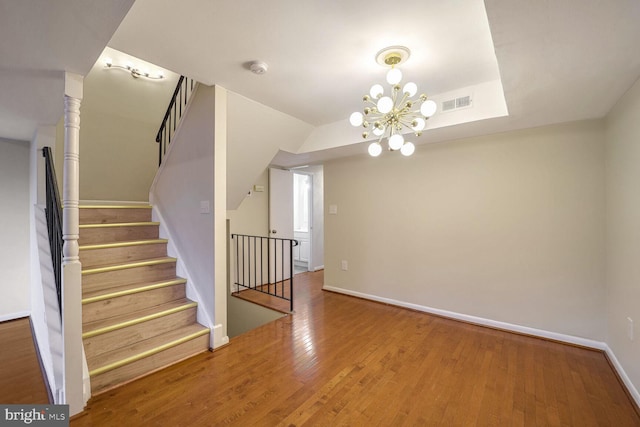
329,204,338,215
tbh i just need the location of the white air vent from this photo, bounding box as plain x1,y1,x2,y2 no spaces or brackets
441,95,473,112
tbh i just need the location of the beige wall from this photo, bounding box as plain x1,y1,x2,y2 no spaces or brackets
605,76,640,391
77,55,179,202
0,139,31,317
227,169,284,338
324,120,606,341
228,169,270,237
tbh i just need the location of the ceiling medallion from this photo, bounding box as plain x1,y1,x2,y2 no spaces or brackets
350,46,436,157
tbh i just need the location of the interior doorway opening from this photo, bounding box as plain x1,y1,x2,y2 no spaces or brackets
293,172,311,274
269,165,324,277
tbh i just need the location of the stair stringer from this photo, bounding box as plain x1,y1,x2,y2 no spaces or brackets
153,206,219,349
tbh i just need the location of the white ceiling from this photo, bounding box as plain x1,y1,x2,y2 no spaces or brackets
1,0,639,165
110,0,501,127
0,0,134,141
108,0,640,166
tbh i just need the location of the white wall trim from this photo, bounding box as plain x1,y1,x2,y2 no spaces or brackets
312,265,324,272
0,311,30,323
153,205,216,347
604,344,640,409
323,285,607,350
323,285,640,408
212,324,229,348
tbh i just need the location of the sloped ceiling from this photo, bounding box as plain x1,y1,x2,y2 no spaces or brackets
0,0,134,141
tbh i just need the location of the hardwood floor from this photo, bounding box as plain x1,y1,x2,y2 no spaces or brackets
232,279,294,313
0,317,49,404
72,270,640,426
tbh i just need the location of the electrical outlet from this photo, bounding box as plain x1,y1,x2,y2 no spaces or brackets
341,260,348,271
628,317,634,341
200,200,210,214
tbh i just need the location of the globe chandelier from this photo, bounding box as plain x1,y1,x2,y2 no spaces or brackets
349,46,437,157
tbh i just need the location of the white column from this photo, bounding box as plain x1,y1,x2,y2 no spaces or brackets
62,72,86,415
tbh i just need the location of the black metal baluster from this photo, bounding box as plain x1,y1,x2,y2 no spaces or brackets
290,240,295,312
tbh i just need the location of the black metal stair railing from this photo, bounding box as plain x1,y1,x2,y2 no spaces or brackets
42,147,63,316
155,76,196,166
231,234,299,312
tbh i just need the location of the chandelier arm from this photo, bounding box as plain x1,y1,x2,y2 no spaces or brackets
392,86,400,105
397,119,416,131
398,92,409,108
364,99,379,108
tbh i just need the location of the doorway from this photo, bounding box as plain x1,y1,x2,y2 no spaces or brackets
293,172,311,274
269,166,324,276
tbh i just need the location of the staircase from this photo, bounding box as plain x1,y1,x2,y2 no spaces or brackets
78,205,210,394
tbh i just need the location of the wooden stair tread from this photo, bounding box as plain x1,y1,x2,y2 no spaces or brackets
83,298,196,336
79,238,168,251
87,324,209,375
80,221,160,229
79,202,209,393
79,205,152,209
82,257,176,275
82,277,186,301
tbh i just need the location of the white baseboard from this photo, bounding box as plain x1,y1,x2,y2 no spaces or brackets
323,285,606,349
0,311,30,323
604,345,640,409
323,285,640,409
212,324,229,349
312,265,324,272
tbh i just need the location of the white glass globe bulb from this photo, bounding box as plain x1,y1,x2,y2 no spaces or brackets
377,96,393,114
403,82,417,97
368,142,382,157
411,118,426,131
369,84,384,99
373,126,385,136
386,68,402,85
388,134,404,150
420,99,437,117
349,112,364,127
400,142,415,156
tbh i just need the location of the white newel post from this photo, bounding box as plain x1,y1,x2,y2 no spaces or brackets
62,72,86,415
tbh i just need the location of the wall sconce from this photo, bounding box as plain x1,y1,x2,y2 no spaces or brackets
104,57,165,80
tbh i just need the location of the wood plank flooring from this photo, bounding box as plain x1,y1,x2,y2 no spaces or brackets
0,317,49,404
72,271,640,426
232,280,293,313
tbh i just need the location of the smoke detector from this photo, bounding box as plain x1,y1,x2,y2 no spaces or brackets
249,61,269,75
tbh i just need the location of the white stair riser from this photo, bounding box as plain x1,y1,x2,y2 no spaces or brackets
90,334,209,394
82,284,186,323
84,307,197,360
80,243,168,268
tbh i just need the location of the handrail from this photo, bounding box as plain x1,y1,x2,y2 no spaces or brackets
42,147,63,316
231,234,299,312
155,76,196,166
